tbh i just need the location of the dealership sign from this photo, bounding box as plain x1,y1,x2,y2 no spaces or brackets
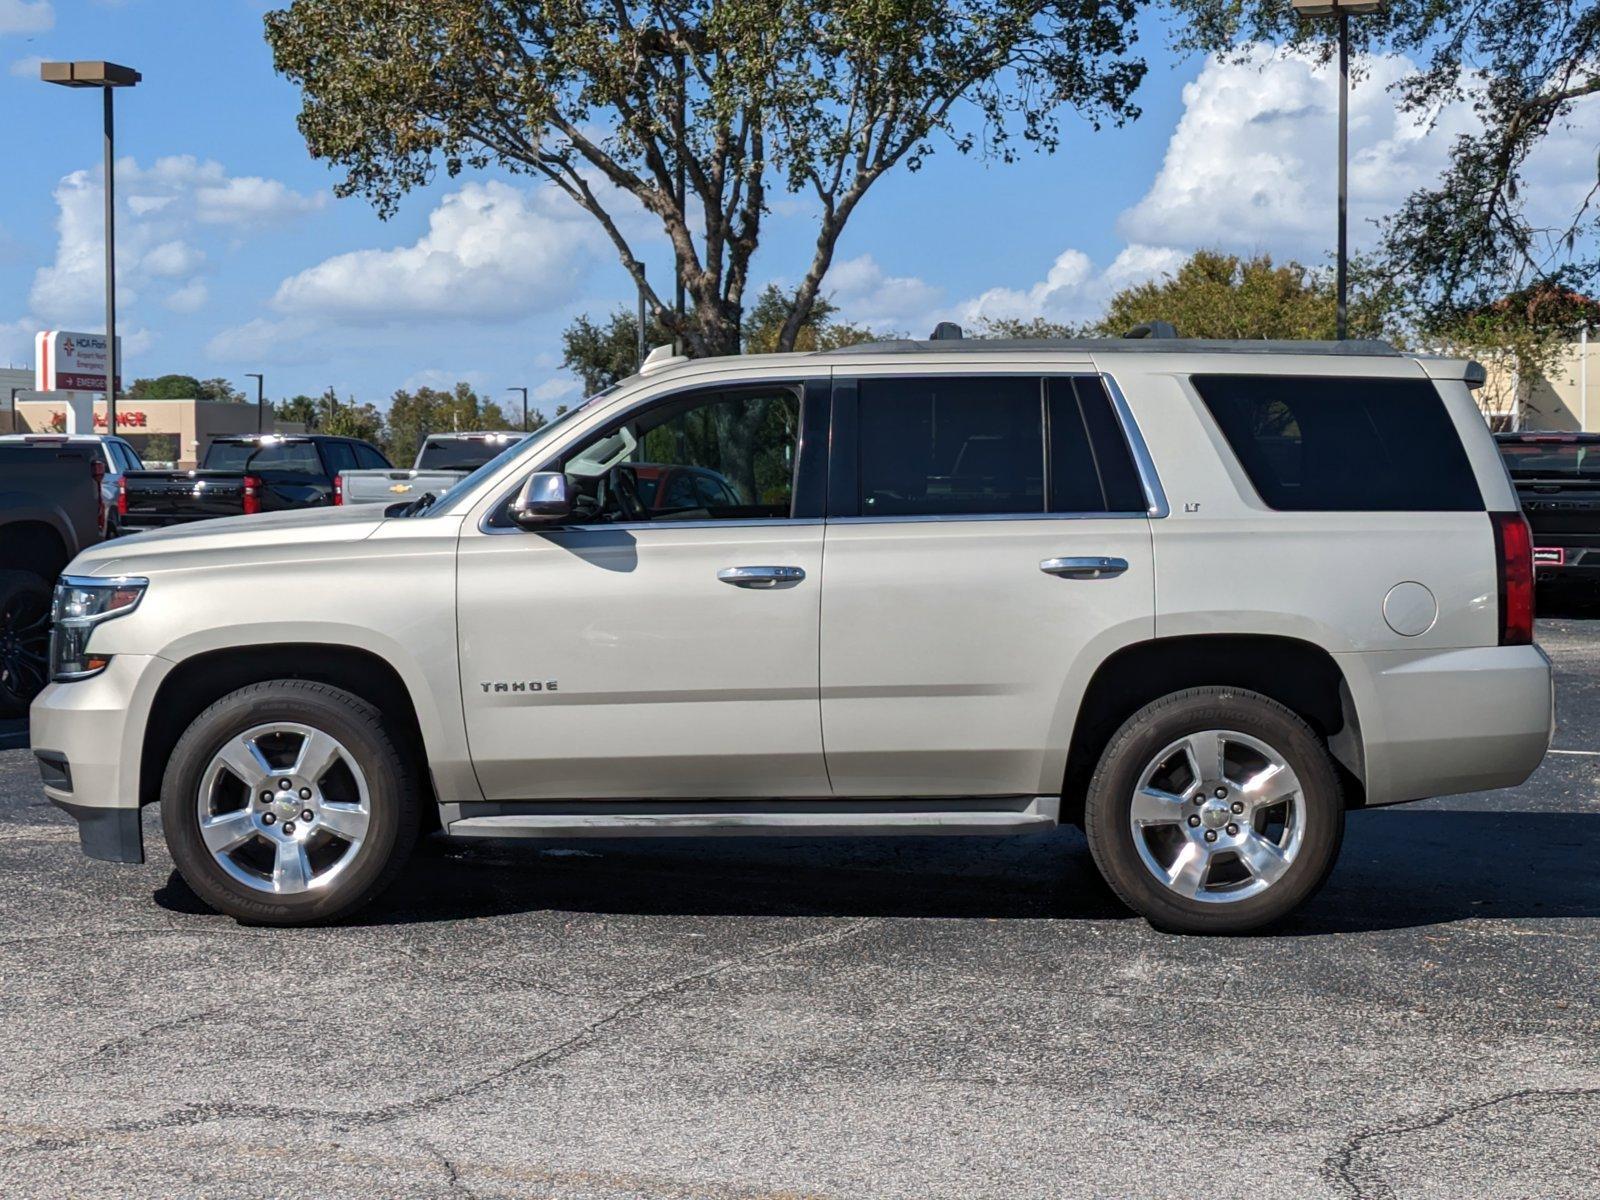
35,330,122,393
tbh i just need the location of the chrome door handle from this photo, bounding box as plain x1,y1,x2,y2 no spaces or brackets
717,565,806,588
1040,556,1129,579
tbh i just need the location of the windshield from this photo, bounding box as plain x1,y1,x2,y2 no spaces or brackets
204,440,322,474
1499,440,1600,478
417,436,522,471
414,388,621,517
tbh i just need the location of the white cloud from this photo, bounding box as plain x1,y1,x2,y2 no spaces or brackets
533,376,577,403
0,0,51,36
195,176,326,227
163,279,208,314
1121,48,1600,261
823,254,945,334
9,53,41,77
955,244,1187,328
24,156,325,329
271,181,605,323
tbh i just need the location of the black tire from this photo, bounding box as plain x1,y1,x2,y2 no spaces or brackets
161,680,421,925
0,570,53,718
1083,687,1344,935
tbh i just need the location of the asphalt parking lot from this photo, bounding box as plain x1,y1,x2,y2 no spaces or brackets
0,622,1596,1199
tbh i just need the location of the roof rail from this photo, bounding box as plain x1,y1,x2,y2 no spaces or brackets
817,336,1402,358
1123,320,1179,339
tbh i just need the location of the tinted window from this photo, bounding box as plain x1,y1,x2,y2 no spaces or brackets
859,377,1043,516
204,440,324,474
1499,440,1600,478
418,437,514,470
322,442,358,476
1192,375,1483,512
354,443,390,470
1046,377,1147,513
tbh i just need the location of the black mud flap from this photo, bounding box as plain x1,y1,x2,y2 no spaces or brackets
51,799,145,864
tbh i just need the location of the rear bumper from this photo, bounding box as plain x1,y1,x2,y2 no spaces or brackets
29,653,171,864
1338,644,1553,807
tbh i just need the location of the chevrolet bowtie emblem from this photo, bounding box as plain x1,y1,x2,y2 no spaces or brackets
389,483,413,494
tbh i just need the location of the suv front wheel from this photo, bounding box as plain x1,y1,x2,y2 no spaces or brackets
1084,687,1344,934
162,680,421,925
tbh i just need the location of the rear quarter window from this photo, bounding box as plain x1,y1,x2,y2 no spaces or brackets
1191,374,1483,512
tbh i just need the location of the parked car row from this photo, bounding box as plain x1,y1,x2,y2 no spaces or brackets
27,335,1555,936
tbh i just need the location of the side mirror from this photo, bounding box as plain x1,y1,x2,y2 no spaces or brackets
510,471,572,529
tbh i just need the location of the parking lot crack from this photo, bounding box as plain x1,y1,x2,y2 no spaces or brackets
1323,1085,1600,1199
38,916,878,1148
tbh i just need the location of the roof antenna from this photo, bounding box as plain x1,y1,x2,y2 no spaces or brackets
1124,320,1179,340
929,322,964,341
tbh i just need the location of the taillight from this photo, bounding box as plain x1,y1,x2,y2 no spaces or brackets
332,474,343,506
93,460,107,535
116,475,127,516
1491,511,1534,646
242,474,263,516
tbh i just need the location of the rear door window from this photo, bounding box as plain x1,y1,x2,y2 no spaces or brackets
857,376,1044,516
1191,375,1483,512
322,442,358,477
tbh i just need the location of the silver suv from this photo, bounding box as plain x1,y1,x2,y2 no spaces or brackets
30,337,1553,933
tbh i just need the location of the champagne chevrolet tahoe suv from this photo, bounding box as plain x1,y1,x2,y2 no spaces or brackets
30,336,1553,933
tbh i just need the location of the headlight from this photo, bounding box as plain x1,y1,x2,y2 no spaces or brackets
49,575,147,681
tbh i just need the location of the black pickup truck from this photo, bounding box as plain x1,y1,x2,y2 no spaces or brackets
121,434,391,531
0,442,107,715
1496,432,1600,589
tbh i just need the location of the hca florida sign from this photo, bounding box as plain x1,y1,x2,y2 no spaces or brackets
35,330,122,393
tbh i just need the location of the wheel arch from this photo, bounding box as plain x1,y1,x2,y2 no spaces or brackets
0,518,71,579
1061,634,1365,823
138,643,437,823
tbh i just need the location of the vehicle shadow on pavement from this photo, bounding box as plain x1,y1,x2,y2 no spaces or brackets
151,807,1600,934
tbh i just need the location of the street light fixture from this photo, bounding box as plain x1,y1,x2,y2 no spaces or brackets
1291,0,1385,341
507,387,529,431
41,60,141,432
245,373,265,433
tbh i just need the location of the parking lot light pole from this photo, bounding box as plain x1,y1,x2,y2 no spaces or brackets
507,387,529,431
41,61,141,431
1290,1,1383,341
245,373,265,433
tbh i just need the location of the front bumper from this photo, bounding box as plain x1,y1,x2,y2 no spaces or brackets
29,653,170,863
1338,643,1554,807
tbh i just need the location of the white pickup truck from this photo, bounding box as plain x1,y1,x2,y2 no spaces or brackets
336,431,526,507
31,335,1553,933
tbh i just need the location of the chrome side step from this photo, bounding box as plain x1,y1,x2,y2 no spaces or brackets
443,795,1060,840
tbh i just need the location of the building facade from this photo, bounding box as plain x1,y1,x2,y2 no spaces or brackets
6,395,303,467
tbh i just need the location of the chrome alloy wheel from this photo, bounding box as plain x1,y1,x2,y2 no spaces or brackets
195,722,372,895
1128,729,1306,905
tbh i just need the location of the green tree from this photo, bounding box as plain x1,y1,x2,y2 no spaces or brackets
197,377,246,403
129,374,204,399
562,309,675,396
384,383,521,466
274,394,320,430
318,392,386,445
977,317,1084,339
562,283,881,393
1091,251,1392,341
1168,1,1600,322
265,1,1145,358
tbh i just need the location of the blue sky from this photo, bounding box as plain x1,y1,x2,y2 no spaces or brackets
2,1,1595,418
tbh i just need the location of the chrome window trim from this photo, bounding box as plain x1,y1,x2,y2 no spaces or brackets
479,517,823,537
827,512,1149,526
1098,371,1169,518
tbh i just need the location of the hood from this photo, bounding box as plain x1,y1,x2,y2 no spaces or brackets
69,503,387,577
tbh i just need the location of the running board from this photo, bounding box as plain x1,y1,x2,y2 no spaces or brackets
443,795,1060,839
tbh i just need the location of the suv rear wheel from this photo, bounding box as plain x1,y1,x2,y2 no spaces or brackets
162,680,420,925
1084,687,1344,934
